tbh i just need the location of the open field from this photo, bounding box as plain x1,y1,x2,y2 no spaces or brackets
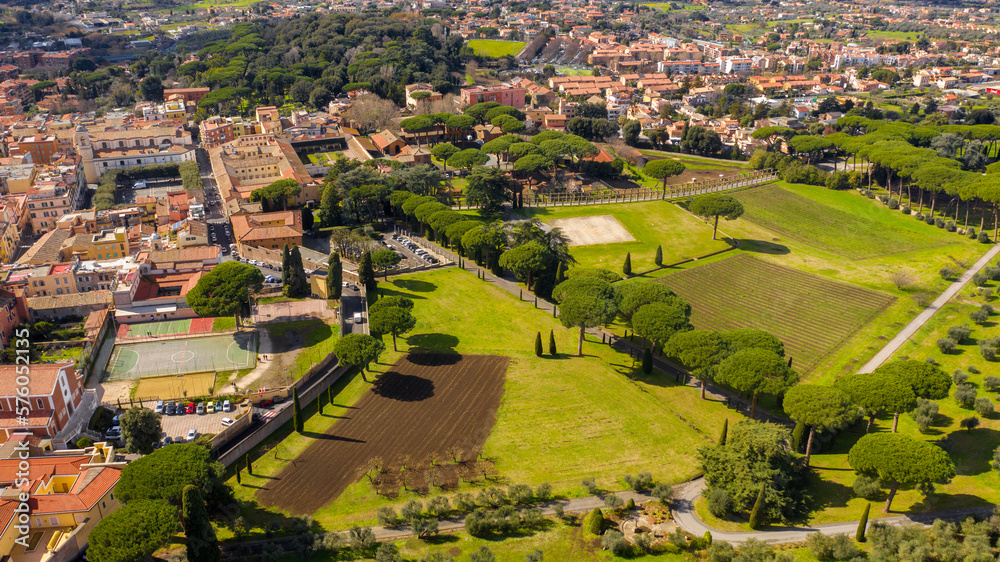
104,332,257,381
659,254,895,373
468,39,526,58
516,201,731,271
732,183,958,260
133,371,216,402
264,319,338,382
554,66,594,77
257,354,508,514
638,150,751,169
228,268,732,529
549,215,635,246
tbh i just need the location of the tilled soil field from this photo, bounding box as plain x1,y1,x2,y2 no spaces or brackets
257,354,508,514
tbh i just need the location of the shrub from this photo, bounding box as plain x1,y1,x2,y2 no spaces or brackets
955,383,978,408
454,492,475,512
521,507,545,529
973,272,989,287
981,345,997,361
651,483,674,503
980,230,992,244
947,325,971,343
901,205,910,214
969,227,978,238
970,308,990,325
983,288,995,300
707,487,732,518
937,338,957,353
976,397,995,417
807,532,862,561
585,507,603,535
915,212,924,220
668,528,688,548
553,504,565,520
984,376,1000,392
912,398,939,432
604,494,624,512
926,357,938,365
75,436,94,449
601,530,631,556
940,267,954,280
623,472,653,491
427,496,450,517
852,475,881,500
582,478,598,495
401,500,423,521
535,483,552,501
888,198,899,210
377,506,400,527
935,217,945,228
986,266,1000,281
961,416,980,431
969,365,981,374
625,497,635,510
925,215,936,225
508,484,533,505
707,541,735,562
946,220,956,232
953,370,969,385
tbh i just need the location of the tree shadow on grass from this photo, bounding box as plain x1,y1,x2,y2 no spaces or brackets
406,333,460,352
805,472,853,515
907,493,994,518
406,352,462,366
940,427,1000,476
392,279,438,292
735,239,790,255
419,534,460,546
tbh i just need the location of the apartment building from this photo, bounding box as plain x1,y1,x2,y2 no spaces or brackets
460,84,527,109
74,124,195,183
0,363,82,443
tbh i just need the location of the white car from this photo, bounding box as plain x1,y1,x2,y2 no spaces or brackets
186,429,198,441
222,399,232,412
220,417,234,427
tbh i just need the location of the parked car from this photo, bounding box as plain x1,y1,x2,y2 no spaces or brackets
220,417,235,427
165,402,176,415
222,399,232,412
111,414,120,426
105,426,121,440
259,399,273,408
185,402,196,414
154,400,164,414
206,402,215,414
353,312,363,324
196,402,206,415
186,429,198,442
163,436,174,446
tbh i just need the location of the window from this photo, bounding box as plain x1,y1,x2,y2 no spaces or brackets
36,398,44,409
103,162,108,168
118,141,123,148
56,288,62,295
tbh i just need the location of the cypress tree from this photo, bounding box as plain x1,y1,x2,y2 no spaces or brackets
791,421,807,453
642,347,652,374
654,245,663,267
623,252,632,276
534,332,543,356
281,244,290,285
292,387,303,433
549,330,557,356
245,453,252,475
235,466,241,485
586,508,604,535
555,261,566,284
328,252,342,300
285,246,309,298
182,484,220,562
718,419,728,445
748,483,766,529
856,502,870,542
358,250,377,295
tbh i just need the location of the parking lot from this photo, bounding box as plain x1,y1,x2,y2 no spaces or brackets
158,402,240,442
383,233,447,269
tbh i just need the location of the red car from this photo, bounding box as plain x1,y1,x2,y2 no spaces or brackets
259,399,273,408
185,402,196,414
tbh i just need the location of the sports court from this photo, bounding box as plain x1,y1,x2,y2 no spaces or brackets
117,317,214,339
548,215,636,246
104,332,257,382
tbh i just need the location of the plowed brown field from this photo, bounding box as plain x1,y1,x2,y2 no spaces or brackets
256,353,508,514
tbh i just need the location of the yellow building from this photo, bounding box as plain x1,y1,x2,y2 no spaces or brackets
60,227,130,261
230,210,304,253
0,437,124,561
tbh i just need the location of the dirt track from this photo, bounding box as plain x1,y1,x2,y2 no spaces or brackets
256,354,508,515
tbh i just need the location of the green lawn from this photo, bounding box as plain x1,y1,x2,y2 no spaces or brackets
555,66,594,77
227,267,732,531
732,182,958,260
468,39,526,58
516,200,732,272
638,150,751,169
865,30,922,42
212,317,236,332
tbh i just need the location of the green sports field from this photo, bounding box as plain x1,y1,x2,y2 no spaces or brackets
467,39,526,58
104,332,257,381
126,319,191,338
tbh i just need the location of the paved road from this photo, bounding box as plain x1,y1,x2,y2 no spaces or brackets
857,242,1000,373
